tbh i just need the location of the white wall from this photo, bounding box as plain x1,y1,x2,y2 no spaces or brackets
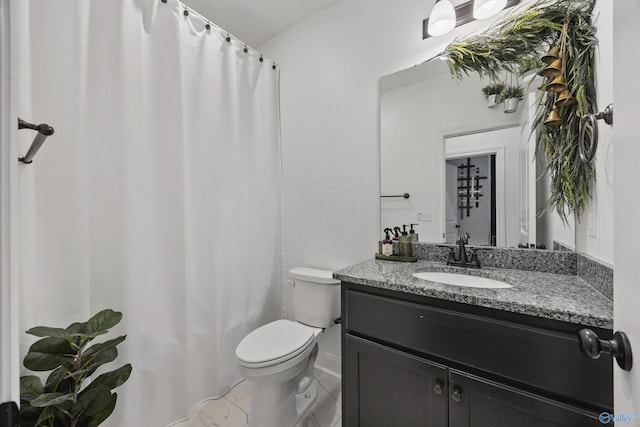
261,0,615,374
261,0,455,375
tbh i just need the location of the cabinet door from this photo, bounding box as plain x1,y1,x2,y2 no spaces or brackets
448,370,607,427
344,335,447,427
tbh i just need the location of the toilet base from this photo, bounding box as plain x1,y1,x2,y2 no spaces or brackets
247,380,317,427
295,381,317,424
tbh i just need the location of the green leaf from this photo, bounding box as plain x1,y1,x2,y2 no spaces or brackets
26,326,73,339
66,321,89,346
18,404,42,426
82,348,118,377
80,336,126,374
30,392,74,408
45,366,74,393
20,375,45,402
84,364,132,392
86,393,117,427
82,336,126,360
35,406,55,427
24,337,75,371
86,309,122,337
71,387,112,419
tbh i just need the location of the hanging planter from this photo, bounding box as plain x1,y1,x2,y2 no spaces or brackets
441,0,597,222
503,85,524,113
481,82,504,108
503,97,519,113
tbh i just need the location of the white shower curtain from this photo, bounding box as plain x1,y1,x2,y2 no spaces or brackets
16,0,283,425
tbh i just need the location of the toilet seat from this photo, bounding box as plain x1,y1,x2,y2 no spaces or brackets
236,319,316,368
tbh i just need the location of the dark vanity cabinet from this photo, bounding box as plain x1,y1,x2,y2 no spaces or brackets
345,335,448,427
341,283,613,427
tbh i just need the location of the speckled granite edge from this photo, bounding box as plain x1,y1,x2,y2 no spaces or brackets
334,259,613,329
577,254,613,302
412,243,577,275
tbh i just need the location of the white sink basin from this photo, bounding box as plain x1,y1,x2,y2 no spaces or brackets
412,272,512,289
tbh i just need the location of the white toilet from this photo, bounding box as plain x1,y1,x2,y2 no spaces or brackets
235,267,340,427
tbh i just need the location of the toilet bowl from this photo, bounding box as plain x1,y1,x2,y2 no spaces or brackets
235,267,340,427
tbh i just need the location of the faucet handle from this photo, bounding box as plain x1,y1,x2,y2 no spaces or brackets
469,248,482,268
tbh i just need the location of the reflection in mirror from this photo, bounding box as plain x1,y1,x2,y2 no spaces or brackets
380,58,575,250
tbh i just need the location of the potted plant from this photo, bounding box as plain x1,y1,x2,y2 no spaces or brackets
481,82,504,108
503,85,524,113
19,309,132,427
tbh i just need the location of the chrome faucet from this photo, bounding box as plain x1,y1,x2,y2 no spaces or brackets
439,233,481,268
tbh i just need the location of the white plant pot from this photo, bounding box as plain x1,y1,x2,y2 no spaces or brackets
486,94,499,108
504,97,519,113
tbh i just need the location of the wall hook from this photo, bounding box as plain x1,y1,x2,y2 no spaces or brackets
18,118,54,164
579,103,613,163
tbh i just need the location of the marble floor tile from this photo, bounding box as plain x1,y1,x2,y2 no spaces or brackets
224,380,252,414
173,371,341,427
316,371,341,404
185,397,248,427
297,401,341,427
314,379,341,414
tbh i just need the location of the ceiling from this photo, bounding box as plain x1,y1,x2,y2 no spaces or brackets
180,0,342,47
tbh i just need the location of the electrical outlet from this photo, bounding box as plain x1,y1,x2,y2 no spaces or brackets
417,211,432,221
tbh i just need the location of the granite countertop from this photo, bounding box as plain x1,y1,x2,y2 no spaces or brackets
334,259,613,329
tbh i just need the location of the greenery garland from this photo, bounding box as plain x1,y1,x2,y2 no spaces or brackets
442,0,597,221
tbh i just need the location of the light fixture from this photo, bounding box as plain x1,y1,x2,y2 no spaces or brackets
473,0,508,20
427,0,456,37
423,0,520,39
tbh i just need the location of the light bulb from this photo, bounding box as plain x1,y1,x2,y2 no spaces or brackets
473,0,507,19
427,0,456,36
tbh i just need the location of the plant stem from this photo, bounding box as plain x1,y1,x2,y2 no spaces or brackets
69,338,87,426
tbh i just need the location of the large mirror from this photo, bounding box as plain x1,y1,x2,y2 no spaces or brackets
380,58,575,250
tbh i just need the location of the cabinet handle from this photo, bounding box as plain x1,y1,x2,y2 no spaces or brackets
451,386,463,402
433,379,444,395
578,329,633,371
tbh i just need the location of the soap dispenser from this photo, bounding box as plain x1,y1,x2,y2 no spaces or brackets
398,225,413,257
392,227,401,256
382,228,393,256
409,223,419,243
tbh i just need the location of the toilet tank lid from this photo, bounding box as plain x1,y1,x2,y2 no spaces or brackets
290,267,340,284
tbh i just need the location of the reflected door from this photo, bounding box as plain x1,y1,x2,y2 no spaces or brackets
445,163,459,243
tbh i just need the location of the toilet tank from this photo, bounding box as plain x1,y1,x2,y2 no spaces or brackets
290,267,340,328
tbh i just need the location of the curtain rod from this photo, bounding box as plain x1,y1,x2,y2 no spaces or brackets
162,0,277,69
